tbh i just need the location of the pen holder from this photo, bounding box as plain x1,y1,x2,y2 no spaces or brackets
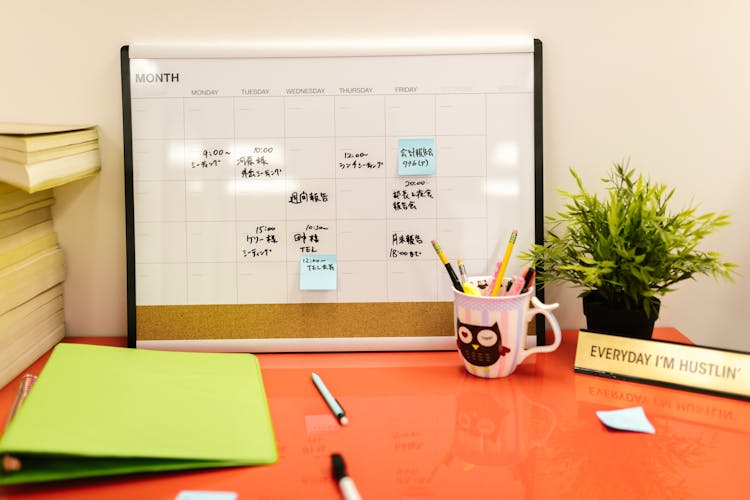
452,279,562,378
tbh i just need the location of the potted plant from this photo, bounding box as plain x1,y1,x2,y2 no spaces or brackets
522,161,737,339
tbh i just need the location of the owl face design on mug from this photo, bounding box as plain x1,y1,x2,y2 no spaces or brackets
457,319,511,367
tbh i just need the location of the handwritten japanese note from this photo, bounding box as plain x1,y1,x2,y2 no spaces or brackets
398,138,436,176
300,254,338,290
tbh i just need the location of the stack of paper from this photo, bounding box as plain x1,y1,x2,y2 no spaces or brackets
0,183,65,388
0,343,278,484
0,123,100,193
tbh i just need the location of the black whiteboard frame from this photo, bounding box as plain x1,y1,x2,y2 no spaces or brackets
120,45,137,348
533,38,545,346
120,39,546,350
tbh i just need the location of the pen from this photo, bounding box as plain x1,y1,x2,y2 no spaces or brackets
2,374,36,473
507,275,526,295
331,453,362,500
520,267,536,293
462,281,482,296
457,259,468,284
487,260,502,296
456,259,481,295
4,374,36,430
431,240,463,291
490,230,518,296
457,258,469,286
312,372,348,425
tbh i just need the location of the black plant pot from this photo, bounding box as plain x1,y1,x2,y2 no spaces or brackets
582,295,660,340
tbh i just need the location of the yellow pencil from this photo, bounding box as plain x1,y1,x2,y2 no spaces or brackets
490,230,518,296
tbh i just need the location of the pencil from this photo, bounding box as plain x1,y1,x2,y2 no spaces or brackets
431,240,463,291
490,230,518,296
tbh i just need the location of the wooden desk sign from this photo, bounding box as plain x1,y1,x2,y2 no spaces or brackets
574,330,750,401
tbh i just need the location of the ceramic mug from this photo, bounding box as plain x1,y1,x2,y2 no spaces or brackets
452,279,562,378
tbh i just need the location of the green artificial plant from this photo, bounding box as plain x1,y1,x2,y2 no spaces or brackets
522,162,737,319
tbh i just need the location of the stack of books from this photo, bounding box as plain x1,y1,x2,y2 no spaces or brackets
0,123,100,193
0,183,65,387
0,122,98,388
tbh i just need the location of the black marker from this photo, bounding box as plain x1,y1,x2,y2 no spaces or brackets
521,267,536,293
331,453,362,500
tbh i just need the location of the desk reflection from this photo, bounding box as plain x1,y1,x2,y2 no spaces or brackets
1,332,747,500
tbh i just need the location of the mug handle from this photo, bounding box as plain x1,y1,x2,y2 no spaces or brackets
516,296,563,365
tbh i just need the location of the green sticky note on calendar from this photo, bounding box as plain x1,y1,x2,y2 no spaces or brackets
398,137,436,175
300,254,337,290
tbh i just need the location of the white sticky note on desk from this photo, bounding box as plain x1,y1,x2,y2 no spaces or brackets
300,253,337,290
596,406,656,434
175,491,238,500
398,137,436,175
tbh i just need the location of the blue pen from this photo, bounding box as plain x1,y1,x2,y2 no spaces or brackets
312,372,348,425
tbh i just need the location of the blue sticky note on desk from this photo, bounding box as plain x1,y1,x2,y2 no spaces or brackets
398,137,436,175
596,406,655,434
299,254,337,290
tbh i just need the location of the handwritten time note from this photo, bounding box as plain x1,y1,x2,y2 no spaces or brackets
300,254,337,290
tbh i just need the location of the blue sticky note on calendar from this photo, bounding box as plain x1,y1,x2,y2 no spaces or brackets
300,254,337,290
398,137,436,175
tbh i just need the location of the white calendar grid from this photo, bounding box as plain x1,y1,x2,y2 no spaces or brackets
129,54,535,306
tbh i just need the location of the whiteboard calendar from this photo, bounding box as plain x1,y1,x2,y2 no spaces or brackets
121,38,543,350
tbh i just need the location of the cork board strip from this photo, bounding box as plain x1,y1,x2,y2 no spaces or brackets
136,301,537,343
137,302,454,341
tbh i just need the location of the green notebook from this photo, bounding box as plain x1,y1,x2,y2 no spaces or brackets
0,343,278,485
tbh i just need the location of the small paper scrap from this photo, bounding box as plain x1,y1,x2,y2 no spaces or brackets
596,406,655,434
175,491,238,500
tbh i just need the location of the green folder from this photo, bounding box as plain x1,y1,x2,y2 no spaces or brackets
0,343,278,485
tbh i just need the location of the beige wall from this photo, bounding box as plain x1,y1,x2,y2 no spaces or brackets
3,1,748,351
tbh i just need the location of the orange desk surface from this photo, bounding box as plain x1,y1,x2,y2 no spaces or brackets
1,329,748,500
